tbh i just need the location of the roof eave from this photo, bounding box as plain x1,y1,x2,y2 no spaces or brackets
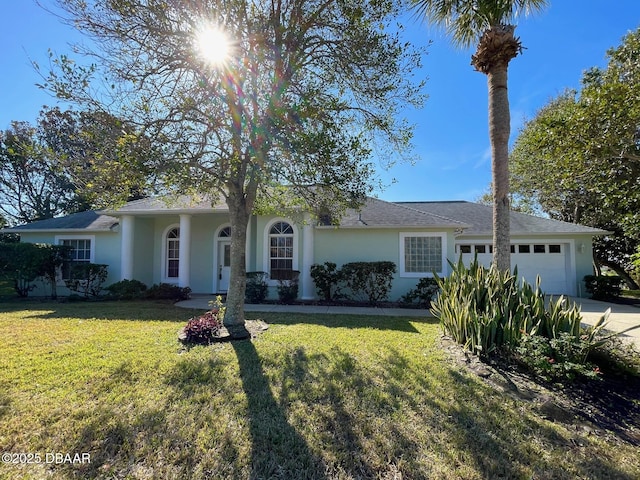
99,208,228,216
317,223,470,230
1,228,117,233
458,230,612,237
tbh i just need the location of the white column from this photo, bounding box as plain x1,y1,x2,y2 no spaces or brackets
245,216,252,271
179,214,191,288
301,218,315,300
120,215,135,280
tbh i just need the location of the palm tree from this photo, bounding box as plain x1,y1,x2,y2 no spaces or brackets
412,0,547,271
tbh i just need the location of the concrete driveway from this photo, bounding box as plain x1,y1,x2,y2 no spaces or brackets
573,297,640,346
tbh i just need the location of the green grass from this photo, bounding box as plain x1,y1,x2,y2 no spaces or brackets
1,301,639,479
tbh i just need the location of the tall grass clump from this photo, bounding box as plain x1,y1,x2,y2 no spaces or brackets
430,257,638,380
431,259,620,376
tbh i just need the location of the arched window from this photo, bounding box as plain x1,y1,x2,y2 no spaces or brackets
219,226,231,238
166,227,180,278
269,221,294,280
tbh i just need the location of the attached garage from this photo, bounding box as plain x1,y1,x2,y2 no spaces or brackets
456,241,573,295
398,201,608,298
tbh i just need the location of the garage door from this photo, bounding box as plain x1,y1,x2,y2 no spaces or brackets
457,243,570,295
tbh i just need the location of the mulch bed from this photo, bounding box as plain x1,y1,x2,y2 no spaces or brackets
441,336,640,446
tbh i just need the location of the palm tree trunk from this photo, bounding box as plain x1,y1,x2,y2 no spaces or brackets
488,64,511,272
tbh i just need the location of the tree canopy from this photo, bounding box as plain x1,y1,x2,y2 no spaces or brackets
41,0,427,335
0,107,156,225
0,117,75,224
510,28,640,287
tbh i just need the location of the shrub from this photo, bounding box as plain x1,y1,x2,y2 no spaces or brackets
310,262,341,301
515,332,600,381
37,244,72,299
277,271,300,304
245,271,268,303
432,257,640,382
105,279,148,299
182,310,223,344
146,283,191,301
0,243,44,297
584,274,622,300
401,277,439,307
340,261,396,305
65,263,109,297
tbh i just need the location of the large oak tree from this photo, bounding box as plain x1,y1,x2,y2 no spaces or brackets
41,0,426,337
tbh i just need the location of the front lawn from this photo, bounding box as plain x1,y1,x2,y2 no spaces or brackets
0,301,638,479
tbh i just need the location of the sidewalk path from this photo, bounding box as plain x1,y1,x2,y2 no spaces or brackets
176,295,640,346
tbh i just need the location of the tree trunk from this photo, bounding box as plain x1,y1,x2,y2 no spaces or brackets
473,25,521,274
223,185,252,339
487,64,511,273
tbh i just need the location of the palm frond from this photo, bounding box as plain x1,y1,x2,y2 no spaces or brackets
411,0,548,48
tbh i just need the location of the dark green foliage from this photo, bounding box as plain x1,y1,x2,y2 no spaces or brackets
182,310,222,345
245,272,268,304
145,283,191,301
277,271,300,304
37,244,72,299
310,262,341,301
584,275,623,300
509,29,640,287
105,279,148,299
401,277,439,307
515,332,599,381
65,263,109,297
340,261,396,305
0,243,46,297
0,242,70,298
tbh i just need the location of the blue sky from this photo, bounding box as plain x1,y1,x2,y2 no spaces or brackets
2,1,640,203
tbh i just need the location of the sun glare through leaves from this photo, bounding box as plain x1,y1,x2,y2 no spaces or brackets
195,25,231,66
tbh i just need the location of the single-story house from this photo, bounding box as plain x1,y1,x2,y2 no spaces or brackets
2,196,608,299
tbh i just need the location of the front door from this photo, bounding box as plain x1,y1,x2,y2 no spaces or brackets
217,240,231,293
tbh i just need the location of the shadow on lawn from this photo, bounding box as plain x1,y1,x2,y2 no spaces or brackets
440,368,639,480
232,339,328,479
250,311,434,333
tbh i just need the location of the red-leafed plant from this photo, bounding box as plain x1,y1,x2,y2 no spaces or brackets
182,309,222,344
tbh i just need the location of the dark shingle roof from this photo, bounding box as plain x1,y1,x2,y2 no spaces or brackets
2,197,609,236
2,210,118,232
397,201,609,235
336,197,468,228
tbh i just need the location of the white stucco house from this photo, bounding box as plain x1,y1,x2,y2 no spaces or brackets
3,196,607,299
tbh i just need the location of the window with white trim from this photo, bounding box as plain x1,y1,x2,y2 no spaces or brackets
166,227,180,278
56,236,95,281
269,221,295,280
400,233,446,277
